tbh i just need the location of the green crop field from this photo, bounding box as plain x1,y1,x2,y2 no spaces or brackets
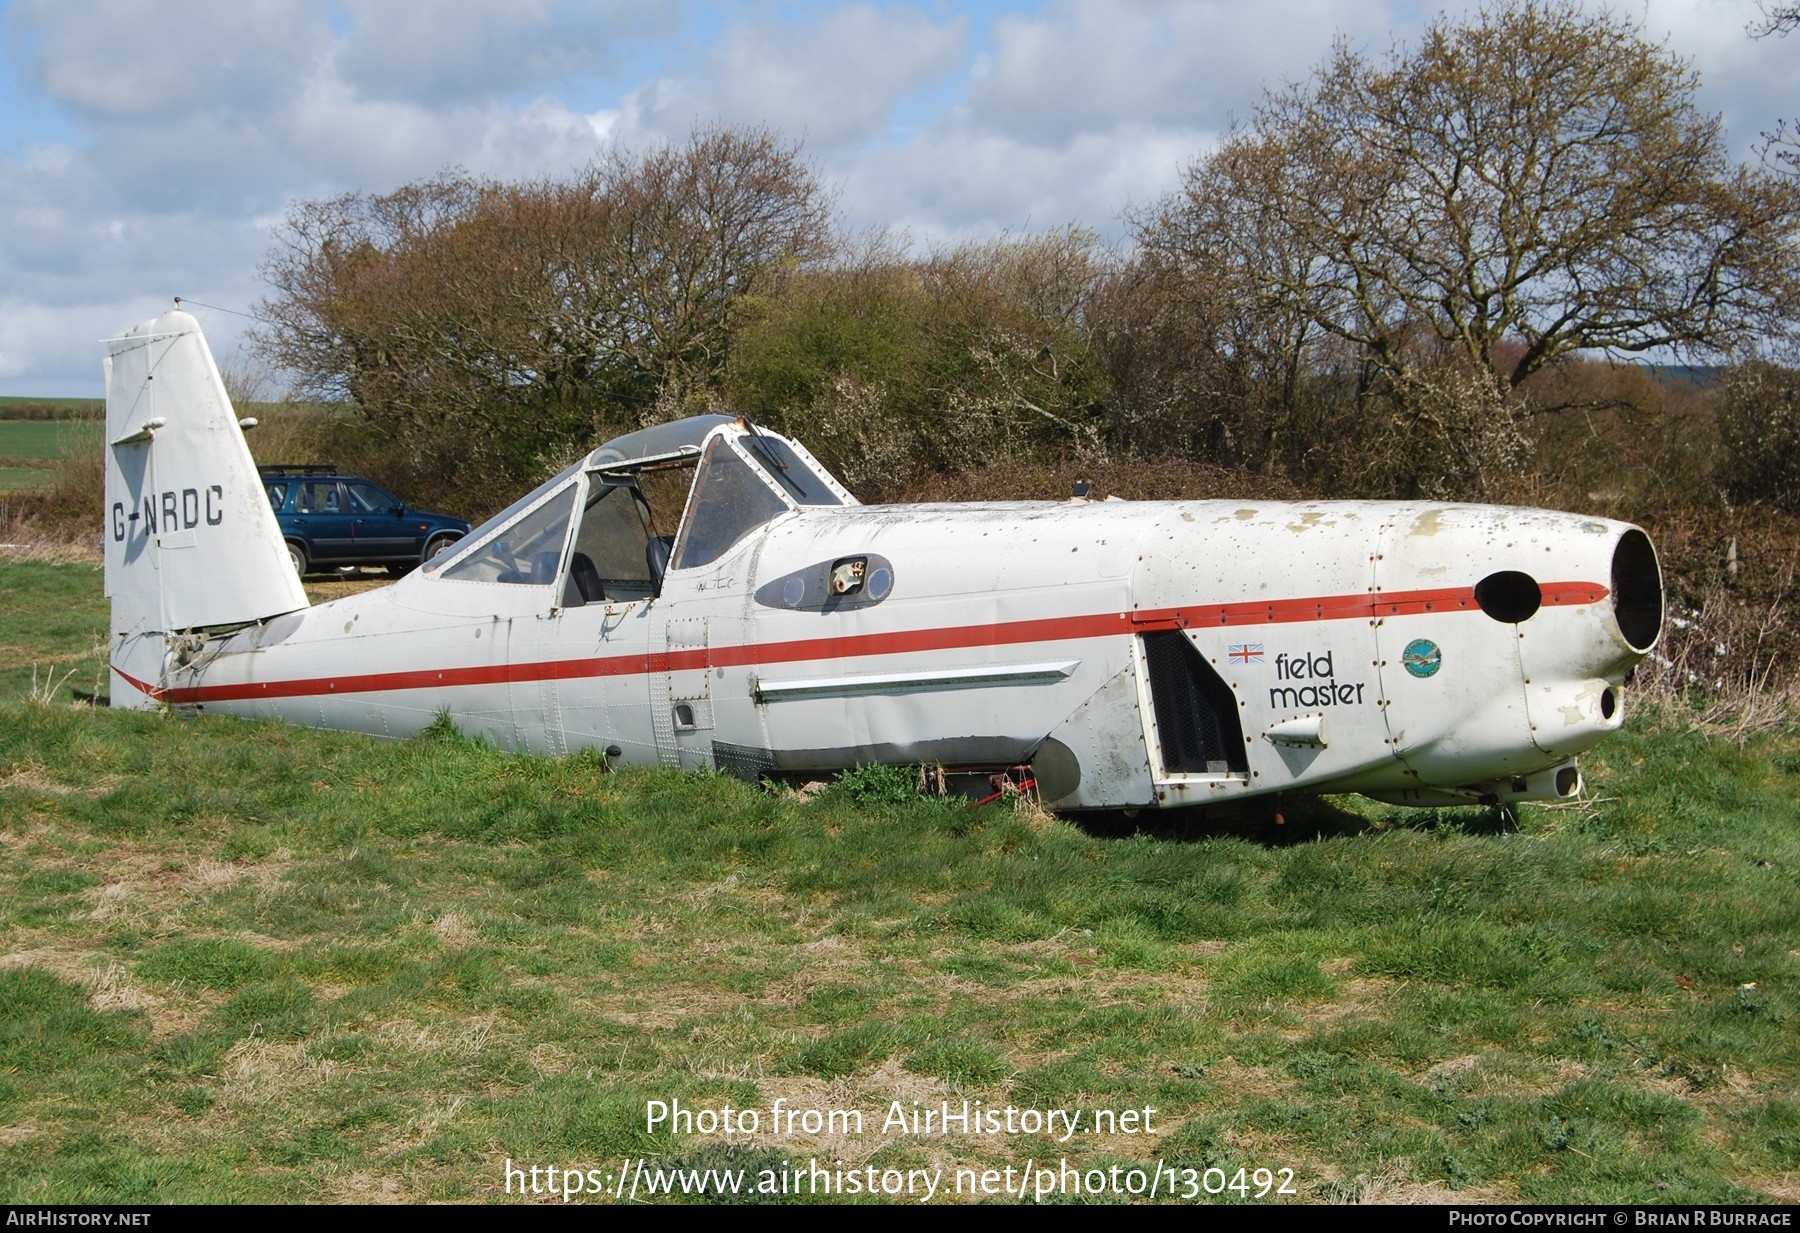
0,420,102,461
0,466,56,493
1,560,1796,1205
0,420,102,495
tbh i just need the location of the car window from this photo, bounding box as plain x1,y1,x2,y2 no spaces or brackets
346,482,394,514
296,481,341,514
438,484,577,585
265,482,288,511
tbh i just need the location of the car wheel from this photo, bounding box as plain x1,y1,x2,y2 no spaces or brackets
423,533,460,563
286,541,308,577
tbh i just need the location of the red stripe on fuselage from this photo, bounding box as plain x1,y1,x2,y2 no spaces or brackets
1129,580,1607,628
121,580,1610,705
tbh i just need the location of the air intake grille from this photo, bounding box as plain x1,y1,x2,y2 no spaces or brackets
1142,631,1247,774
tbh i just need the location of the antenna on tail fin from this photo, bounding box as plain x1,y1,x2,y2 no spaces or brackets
103,309,308,707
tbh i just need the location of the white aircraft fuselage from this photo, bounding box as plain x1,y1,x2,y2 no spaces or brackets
103,311,1664,813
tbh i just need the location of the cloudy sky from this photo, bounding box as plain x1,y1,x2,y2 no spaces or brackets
1,0,1795,395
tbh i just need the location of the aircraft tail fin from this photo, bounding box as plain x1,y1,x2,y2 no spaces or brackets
103,309,308,707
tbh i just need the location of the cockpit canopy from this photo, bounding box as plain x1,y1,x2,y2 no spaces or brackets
424,416,854,602
584,413,738,471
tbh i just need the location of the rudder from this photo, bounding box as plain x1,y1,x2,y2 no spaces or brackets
104,309,307,707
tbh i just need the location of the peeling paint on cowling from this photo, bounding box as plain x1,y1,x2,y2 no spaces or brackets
1286,510,1336,533
1409,509,1446,537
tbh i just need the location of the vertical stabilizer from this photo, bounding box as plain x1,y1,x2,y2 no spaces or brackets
104,309,308,706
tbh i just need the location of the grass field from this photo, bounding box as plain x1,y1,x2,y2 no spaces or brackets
1,560,1796,1205
0,467,56,494
0,420,102,496
0,421,101,461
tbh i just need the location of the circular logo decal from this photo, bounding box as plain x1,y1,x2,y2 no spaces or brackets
1402,638,1442,678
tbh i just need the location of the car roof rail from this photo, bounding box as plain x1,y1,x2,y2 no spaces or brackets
258,464,340,476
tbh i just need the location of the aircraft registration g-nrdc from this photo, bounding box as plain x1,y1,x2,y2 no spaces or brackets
102,308,1664,814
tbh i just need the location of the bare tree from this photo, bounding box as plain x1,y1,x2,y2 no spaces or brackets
255,174,487,411
1143,1,1800,406
1753,2,1799,180
251,126,834,500
1111,147,1335,472
584,125,837,418
1753,2,1799,37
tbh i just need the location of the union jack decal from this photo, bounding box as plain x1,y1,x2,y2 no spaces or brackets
1228,642,1264,664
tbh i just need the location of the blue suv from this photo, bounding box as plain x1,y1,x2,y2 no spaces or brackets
260,466,470,578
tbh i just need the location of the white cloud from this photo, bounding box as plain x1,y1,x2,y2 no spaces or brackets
839,122,1199,245
276,85,613,188
332,0,676,105
277,79,489,186
965,0,1406,144
621,4,966,148
14,0,324,121
0,204,268,395
828,0,1442,252
0,0,656,393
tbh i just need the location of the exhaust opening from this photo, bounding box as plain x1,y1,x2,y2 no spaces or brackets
1611,529,1663,651
1474,570,1543,623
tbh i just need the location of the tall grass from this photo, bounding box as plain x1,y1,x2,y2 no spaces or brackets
1634,563,1799,737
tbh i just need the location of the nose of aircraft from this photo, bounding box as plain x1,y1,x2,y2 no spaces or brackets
1361,508,1664,795
1510,524,1663,765
1609,527,1665,656
1524,526,1668,778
